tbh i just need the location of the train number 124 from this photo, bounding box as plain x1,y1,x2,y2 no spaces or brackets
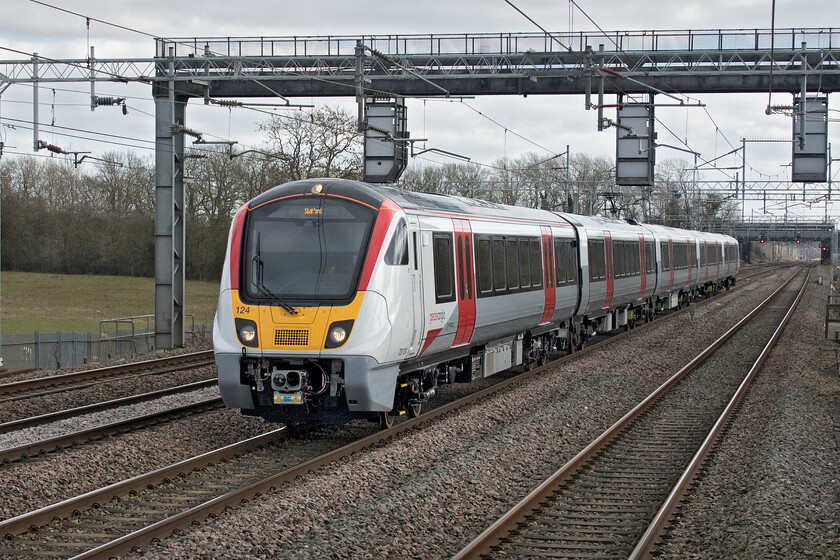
236,306,251,314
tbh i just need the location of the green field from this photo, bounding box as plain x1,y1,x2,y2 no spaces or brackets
0,271,219,334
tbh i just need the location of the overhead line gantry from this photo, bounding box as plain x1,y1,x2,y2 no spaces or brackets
2,27,839,347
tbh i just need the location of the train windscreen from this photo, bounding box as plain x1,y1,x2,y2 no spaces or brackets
242,196,375,302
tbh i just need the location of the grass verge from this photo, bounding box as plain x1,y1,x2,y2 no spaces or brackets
1,271,219,334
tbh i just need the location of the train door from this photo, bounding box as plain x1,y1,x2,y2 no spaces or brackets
604,231,614,308
407,215,424,357
637,234,647,299
573,227,588,317
668,238,674,291
452,218,476,346
540,226,555,324
687,239,694,287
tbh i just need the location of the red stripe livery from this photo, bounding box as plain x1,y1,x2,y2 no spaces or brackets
229,204,249,291
540,227,556,324
604,232,614,308
638,233,647,300
358,199,401,292
452,219,476,346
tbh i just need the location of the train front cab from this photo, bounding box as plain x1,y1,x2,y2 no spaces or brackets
213,179,423,425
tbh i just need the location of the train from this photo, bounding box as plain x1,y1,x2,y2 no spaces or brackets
213,178,739,428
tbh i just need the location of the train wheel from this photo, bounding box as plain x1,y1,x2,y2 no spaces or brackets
379,411,394,429
408,402,422,418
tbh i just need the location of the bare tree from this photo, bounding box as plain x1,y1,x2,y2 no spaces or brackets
90,152,154,215
260,106,362,180
398,164,446,194
441,162,492,201
654,158,697,227
568,154,615,216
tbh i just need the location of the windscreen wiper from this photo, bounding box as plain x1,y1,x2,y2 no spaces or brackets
252,235,298,315
257,280,299,315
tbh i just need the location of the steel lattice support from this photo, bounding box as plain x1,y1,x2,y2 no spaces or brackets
154,72,187,348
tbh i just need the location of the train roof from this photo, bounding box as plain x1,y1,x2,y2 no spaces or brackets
558,212,649,233
251,178,567,224
642,223,738,244
249,179,737,244
377,185,566,224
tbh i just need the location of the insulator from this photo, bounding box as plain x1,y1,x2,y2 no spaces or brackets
215,99,242,107
94,96,125,107
44,143,64,154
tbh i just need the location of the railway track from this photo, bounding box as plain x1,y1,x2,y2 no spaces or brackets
0,351,215,427
452,266,809,560
0,379,218,435
0,350,214,400
0,395,224,465
0,267,787,559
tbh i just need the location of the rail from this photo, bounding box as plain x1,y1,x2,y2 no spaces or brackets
0,378,218,434
0,350,213,397
630,268,810,559
452,267,805,559
0,397,223,464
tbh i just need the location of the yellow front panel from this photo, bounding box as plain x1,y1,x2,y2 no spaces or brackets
230,291,366,351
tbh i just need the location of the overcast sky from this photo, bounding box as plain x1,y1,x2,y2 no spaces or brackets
1,0,838,220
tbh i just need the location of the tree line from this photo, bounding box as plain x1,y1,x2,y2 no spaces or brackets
0,106,737,282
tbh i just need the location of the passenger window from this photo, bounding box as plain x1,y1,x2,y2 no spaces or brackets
464,238,473,300
384,219,409,266
530,240,542,289
477,238,493,295
457,237,465,301
566,241,577,284
544,242,552,288
506,240,519,290
633,243,640,275
433,234,455,303
616,242,625,278
493,239,506,292
519,240,531,289
555,240,565,286
589,240,605,281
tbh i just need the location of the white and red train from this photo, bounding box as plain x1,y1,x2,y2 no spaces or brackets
213,178,739,427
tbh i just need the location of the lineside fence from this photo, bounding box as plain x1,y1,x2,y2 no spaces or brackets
1,315,210,371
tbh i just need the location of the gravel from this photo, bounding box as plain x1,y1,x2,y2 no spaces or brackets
0,404,279,521
0,363,216,424
0,385,221,451
655,267,840,559
123,268,796,559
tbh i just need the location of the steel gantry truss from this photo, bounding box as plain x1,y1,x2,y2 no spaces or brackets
2,27,840,347
3,28,840,95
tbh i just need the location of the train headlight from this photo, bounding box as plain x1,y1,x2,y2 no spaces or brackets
330,327,347,344
234,318,259,347
240,325,257,342
325,320,354,348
